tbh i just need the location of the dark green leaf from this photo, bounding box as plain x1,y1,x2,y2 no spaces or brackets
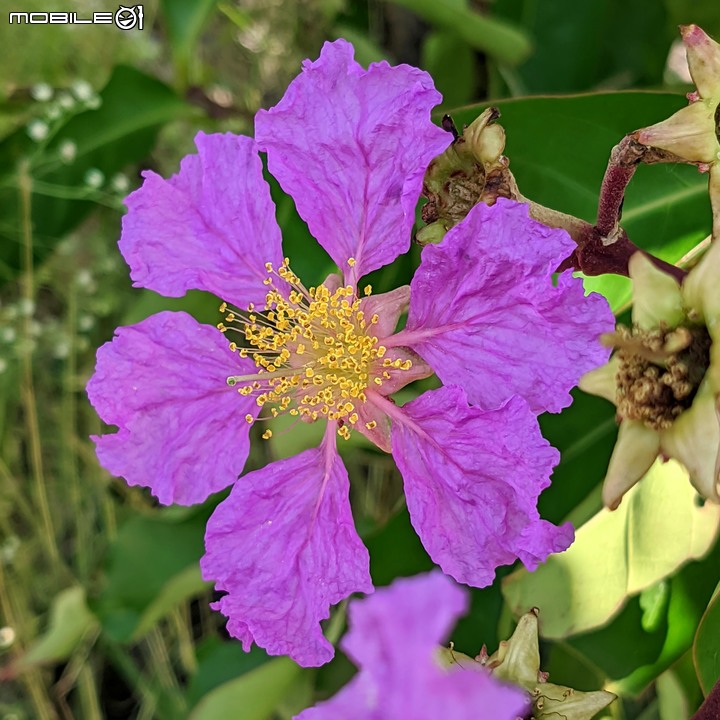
188,657,301,720
161,0,220,87
693,587,720,695
94,504,214,642
383,0,531,65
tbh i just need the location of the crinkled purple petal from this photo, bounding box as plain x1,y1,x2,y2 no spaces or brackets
255,39,450,284
120,132,283,308
296,572,529,720
200,429,372,667
390,386,574,587
400,199,614,413
86,311,257,506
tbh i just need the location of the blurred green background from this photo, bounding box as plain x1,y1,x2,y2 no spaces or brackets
1,1,720,718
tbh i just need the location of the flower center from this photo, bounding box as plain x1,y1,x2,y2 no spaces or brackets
613,324,711,430
218,258,411,439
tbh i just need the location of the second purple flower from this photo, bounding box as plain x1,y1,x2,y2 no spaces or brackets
87,40,614,667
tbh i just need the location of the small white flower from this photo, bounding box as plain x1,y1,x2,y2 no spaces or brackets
84,168,105,189
0,627,15,649
0,327,16,344
57,92,75,110
59,139,77,164
53,340,70,359
78,314,95,332
1,535,20,564
17,298,35,317
110,173,130,193
31,83,53,102
27,119,49,142
46,104,62,121
71,79,94,103
75,269,94,289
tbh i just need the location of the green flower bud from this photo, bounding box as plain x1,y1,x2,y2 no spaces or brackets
633,25,720,239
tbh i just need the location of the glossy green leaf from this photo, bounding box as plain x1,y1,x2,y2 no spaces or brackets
131,565,210,642
161,0,220,88
422,26,476,109
187,640,270,708
383,0,531,65
188,657,301,720
94,505,213,643
19,587,98,668
503,459,720,638
607,538,720,695
494,0,669,93
537,389,617,526
693,587,720,695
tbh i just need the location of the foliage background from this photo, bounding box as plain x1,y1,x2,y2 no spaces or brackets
1,1,719,718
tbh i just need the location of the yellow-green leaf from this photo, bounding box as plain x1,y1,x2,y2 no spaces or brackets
502,459,720,638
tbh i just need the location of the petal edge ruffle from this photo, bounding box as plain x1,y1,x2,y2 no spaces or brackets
255,39,450,284
86,311,257,505
201,430,372,667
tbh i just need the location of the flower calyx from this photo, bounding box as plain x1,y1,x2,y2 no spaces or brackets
438,609,616,720
580,248,720,506
632,25,720,239
418,108,515,245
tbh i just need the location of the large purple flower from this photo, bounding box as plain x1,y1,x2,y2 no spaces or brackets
295,571,530,720
87,40,613,667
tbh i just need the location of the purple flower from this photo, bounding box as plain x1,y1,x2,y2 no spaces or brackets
294,571,530,720
87,40,613,667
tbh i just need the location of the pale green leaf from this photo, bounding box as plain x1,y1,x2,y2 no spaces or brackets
502,459,720,638
20,587,98,668
188,657,301,720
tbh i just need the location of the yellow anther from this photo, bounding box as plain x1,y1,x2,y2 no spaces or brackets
245,414,254,424
347,257,356,267
365,420,377,430
219,302,227,312
219,259,414,425
262,429,273,440
265,262,273,272
217,323,227,332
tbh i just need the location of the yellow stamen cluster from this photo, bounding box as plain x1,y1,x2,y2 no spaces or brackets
219,258,411,439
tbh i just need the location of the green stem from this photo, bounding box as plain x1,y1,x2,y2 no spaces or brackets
18,159,59,567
